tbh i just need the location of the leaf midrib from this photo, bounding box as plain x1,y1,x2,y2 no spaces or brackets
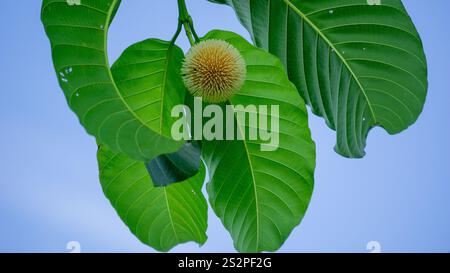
230,101,260,252
283,0,378,124
159,42,176,135
163,188,179,244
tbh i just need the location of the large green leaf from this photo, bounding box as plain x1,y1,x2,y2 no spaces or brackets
97,145,208,252
201,30,315,252
41,0,185,161
209,0,428,158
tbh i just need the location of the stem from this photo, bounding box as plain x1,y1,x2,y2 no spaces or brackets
177,0,191,22
183,21,196,46
177,0,199,46
188,17,200,42
170,21,183,44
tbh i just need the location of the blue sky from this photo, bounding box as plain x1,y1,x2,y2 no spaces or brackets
0,0,449,252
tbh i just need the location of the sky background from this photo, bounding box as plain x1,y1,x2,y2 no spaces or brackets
0,0,449,253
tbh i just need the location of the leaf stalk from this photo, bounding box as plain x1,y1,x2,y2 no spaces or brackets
177,0,199,45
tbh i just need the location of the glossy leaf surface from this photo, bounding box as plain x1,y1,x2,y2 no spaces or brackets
98,145,207,252
42,0,185,161
202,30,316,252
209,0,428,158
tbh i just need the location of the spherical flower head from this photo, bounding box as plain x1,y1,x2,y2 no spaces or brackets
182,39,246,103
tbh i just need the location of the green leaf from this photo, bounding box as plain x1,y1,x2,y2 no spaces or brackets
201,30,316,252
110,38,187,139
41,0,185,161
209,0,428,158
146,141,202,187
97,145,208,252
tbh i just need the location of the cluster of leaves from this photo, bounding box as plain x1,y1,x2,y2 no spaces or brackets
41,0,427,252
